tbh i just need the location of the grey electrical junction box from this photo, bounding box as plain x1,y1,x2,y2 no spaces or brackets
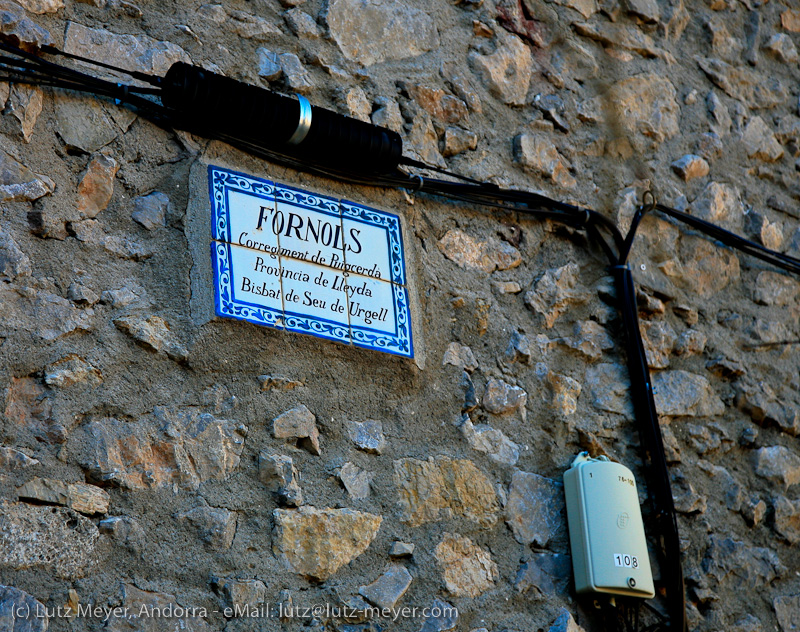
563,453,655,598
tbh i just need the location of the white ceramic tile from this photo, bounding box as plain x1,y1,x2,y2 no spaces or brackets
224,189,280,254
345,275,396,335
272,183,345,267
212,241,284,330
340,201,405,286
279,258,352,341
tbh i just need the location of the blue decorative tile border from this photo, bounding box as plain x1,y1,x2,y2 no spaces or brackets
208,165,414,358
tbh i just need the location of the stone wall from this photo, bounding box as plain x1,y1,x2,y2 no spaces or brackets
0,0,799,630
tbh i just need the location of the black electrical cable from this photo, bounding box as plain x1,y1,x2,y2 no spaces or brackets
613,262,686,632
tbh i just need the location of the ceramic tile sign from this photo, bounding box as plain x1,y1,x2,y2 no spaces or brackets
208,165,414,358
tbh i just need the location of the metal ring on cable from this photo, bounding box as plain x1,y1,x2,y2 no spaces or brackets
287,94,312,145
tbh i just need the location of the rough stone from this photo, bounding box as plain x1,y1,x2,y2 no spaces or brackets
652,370,724,417
256,47,282,81
675,329,706,356
98,515,145,553
525,263,591,328
702,535,785,589
113,314,187,362
671,470,707,514
3,376,64,443
698,460,743,511
661,235,740,297
0,227,31,281
347,420,386,455
338,86,371,123
753,271,799,307
106,584,210,631
0,501,98,578
78,408,247,490
671,154,709,181
586,363,633,416
457,415,520,465
53,94,119,154
559,321,613,361
339,462,372,499
0,149,54,202
259,452,303,506
434,533,497,598
640,320,677,369
0,0,53,51
279,52,313,94
76,154,119,219
774,594,800,632
482,377,527,417
505,330,532,364
707,91,732,137
64,21,190,77
131,191,169,230
71,219,154,260
15,0,63,12
442,127,478,157
0,446,38,470
572,21,665,59
468,31,533,106
437,229,521,273
418,598,458,632
442,342,478,372
371,96,404,134
514,552,572,596
745,211,784,251
359,565,413,609
773,495,800,544
258,374,303,391
325,0,438,66
781,9,800,32
697,58,788,110
736,380,800,436
0,585,48,632
691,181,740,225
44,355,102,387
754,446,800,489
229,9,282,40
505,469,564,547
393,456,499,527
513,134,576,189
272,506,382,580
763,34,798,64
405,84,469,128
284,8,320,38
535,364,581,416
548,609,587,632
580,73,679,152
212,577,267,613
742,117,784,162
407,111,446,167
389,541,414,558
272,404,320,455
17,477,110,515
9,85,42,143
0,288,93,344
176,505,237,549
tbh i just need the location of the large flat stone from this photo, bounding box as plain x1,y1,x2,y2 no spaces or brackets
0,501,99,579
393,456,498,528
325,0,438,66
77,408,247,490
273,506,382,580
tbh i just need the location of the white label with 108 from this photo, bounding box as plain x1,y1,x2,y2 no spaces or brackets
614,554,639,568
